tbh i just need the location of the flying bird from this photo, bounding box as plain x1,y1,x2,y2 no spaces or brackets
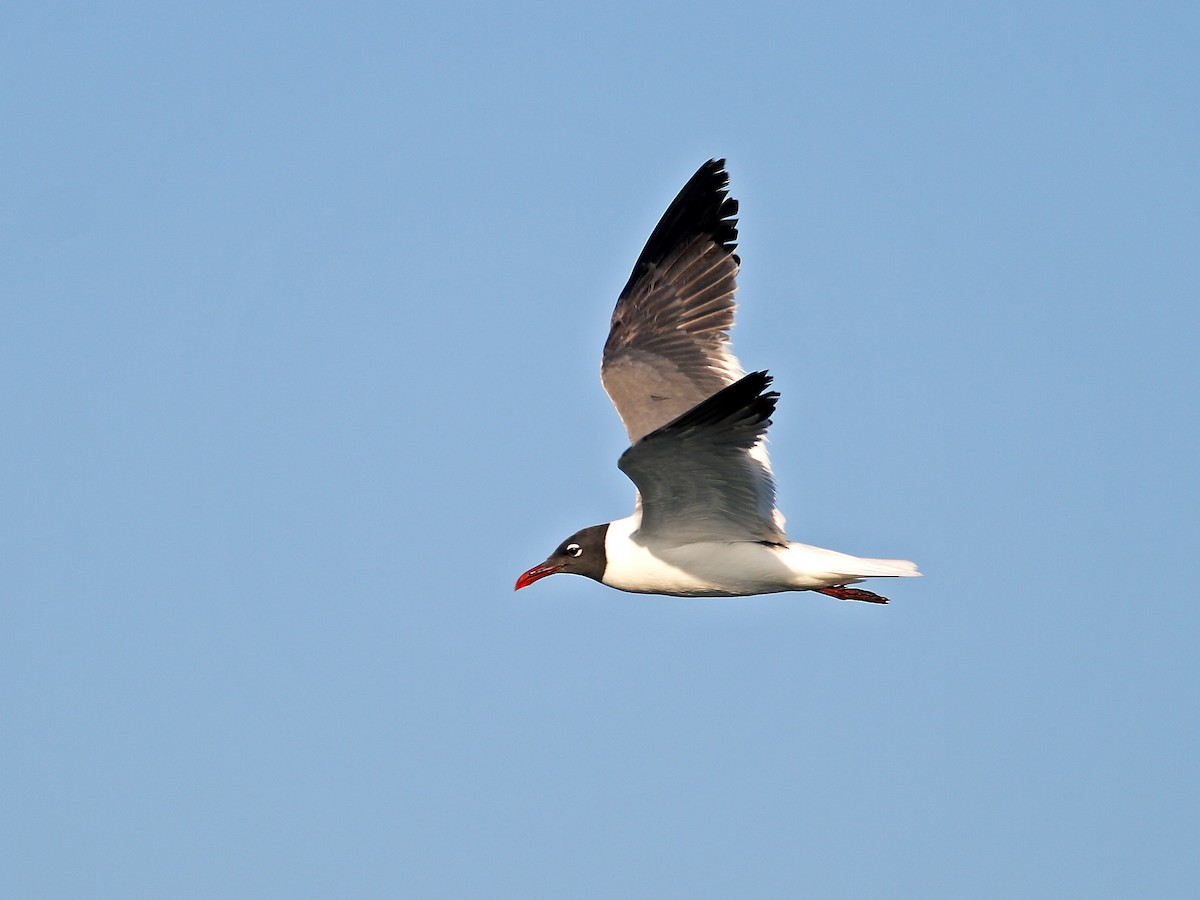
515,160,920,602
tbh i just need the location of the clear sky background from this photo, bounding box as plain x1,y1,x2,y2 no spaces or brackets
3,2,1198,897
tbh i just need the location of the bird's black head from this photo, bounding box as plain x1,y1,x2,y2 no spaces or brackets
514,523,609,590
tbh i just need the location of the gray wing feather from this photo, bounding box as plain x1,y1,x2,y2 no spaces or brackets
601,160,744,444
617,371,787,545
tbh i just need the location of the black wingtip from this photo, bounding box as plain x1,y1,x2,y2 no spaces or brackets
652,370,779,436
619,159,739,298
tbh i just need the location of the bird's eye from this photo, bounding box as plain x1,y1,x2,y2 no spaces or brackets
566,543,583,558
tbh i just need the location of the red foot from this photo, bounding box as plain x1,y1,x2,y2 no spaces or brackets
816,585,890,604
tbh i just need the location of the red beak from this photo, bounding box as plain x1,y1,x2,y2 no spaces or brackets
514,561,562,591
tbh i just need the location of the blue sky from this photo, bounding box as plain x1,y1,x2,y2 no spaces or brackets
3,1,1198,896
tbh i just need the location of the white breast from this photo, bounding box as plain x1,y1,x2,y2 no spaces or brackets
600,515,794,596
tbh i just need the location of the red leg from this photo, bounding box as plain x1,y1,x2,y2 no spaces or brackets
816,585,890,604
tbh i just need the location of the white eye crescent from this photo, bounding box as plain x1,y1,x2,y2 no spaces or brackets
566,543,583,558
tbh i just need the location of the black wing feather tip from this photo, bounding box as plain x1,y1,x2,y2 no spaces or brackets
650,370,778,436
619,159,739,298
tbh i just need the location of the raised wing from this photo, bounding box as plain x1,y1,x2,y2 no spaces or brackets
601,159,744,444
617,371,787,545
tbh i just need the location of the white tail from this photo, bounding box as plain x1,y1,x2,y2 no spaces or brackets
846,557,922,578
784,543,922,583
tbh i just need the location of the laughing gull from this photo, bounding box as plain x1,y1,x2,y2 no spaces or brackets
515,159,920,603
